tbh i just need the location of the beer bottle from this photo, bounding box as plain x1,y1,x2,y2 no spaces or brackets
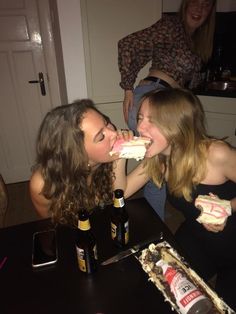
75,209,97,274
156,257,213,314
111,189,129,248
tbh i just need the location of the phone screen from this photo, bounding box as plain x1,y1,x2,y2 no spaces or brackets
32,229,58,268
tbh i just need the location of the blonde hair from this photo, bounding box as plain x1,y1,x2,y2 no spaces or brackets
179,0,217,62
141,88,212,201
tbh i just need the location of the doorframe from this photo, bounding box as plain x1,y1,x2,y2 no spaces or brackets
37,0,67,107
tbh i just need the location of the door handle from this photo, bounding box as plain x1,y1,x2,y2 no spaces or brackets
28,72,46,96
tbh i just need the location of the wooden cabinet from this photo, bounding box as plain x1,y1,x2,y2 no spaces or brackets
198,96,236,147
205,112,236,146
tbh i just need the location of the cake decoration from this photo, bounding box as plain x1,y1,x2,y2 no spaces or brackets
138,241,234,314
195,194,232,225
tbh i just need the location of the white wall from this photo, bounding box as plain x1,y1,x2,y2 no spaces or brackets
162,0,181,12
56,0,87,102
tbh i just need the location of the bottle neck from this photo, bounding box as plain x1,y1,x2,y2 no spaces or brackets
78,219,91,231
113,197,125,208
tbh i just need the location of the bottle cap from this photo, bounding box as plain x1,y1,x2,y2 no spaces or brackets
114,189,124,198
78,210,91,230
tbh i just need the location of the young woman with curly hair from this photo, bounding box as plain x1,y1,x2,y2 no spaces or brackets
30,99,122,225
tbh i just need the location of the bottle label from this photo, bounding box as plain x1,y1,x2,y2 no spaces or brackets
111,222,117,240
76,246,86,272
78,219,91,231
76,245,97,273
111,221,129,244
114,197,124,208
93,244,98,260
159,262,206,314
124,221,129,244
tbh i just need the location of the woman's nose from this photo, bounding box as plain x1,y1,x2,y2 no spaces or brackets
137,120,145,133
109,128,117,139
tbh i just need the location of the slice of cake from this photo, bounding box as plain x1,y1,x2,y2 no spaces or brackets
109,136,151,161
195,194,232,225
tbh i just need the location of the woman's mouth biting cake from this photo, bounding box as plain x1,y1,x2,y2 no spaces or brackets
109,136,151,161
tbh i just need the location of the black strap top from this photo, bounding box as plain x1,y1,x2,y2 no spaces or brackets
167,180,236,221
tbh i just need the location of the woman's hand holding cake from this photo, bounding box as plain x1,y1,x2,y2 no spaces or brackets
195,193,232,232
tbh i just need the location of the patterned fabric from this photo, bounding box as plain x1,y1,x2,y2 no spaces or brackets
118,14,202,90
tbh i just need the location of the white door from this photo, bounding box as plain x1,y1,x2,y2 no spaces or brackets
0,0,58,183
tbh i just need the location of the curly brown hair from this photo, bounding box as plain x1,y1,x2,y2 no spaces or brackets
33,99,114,226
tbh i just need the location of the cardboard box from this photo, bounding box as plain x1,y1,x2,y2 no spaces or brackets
138,241,235,314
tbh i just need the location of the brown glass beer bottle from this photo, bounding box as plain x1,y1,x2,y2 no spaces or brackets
75,209,97,274
111,189,129,248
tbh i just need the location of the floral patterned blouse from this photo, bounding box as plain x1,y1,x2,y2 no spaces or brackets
118,14,202,90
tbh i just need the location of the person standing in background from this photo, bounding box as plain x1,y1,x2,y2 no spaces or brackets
118,0,217,219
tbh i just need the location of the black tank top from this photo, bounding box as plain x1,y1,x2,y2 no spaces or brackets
168,180,236,220
167,181,236,261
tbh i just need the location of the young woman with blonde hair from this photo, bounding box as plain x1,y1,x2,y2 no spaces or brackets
114,88,236,310
118,0,217,219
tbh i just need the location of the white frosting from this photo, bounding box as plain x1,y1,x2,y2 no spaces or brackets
195,194,232,225
110,137,151,161
138,241,234,314
118,145,147,161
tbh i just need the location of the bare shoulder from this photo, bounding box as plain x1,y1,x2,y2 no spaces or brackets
29,169,45,195
29,170,51,218
208,141,236,165
208,141,236,181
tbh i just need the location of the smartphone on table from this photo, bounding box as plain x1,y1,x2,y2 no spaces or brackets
32,229,58,268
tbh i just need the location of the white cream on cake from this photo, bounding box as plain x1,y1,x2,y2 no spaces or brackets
138,241,234,314
109,136,151,161
195,194,232,225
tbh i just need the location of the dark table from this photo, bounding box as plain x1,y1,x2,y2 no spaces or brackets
0,198,180,314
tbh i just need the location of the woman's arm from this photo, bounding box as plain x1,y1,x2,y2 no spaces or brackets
123,90,134,124
113,159,149,199
118,18,167,91
29,170,51,219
